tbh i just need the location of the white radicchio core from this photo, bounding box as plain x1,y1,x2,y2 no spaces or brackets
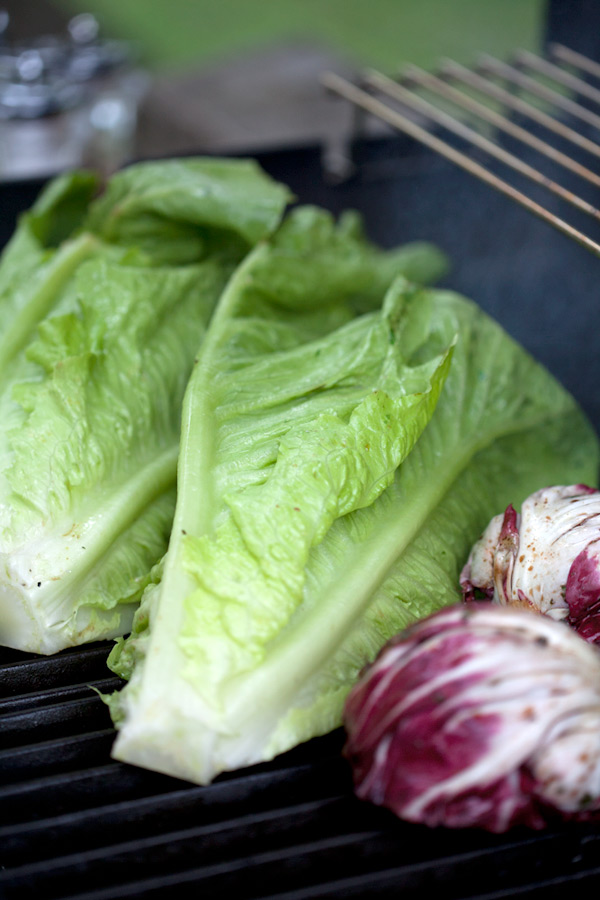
343,604,600,832
460,485,600,642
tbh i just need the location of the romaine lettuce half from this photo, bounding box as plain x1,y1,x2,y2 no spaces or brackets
109,205,597,785
0,157,292,654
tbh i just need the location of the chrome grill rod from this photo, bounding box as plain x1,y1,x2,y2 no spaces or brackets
322,45,600,258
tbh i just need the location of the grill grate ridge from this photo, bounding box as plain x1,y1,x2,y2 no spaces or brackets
0,759,352,866
0,676,123,715
14,827,589,900
0,692,114,749
0,728,117,785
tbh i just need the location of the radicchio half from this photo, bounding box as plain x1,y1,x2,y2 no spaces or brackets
343,604,600,832
460,485,600,642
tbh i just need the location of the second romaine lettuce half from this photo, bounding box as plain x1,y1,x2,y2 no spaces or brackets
0,156,292,654
105,207,452,780
109,243,598,783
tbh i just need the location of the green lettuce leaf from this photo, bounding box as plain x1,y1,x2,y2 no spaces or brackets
107,206,458,781
255,291,599,757
0,172,99,389
110,268,598,784
0,157,290,654
84,157,294,266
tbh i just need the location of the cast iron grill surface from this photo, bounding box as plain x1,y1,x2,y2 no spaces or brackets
2,638,600,900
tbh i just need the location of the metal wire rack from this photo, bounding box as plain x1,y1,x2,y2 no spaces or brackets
322,44,600,257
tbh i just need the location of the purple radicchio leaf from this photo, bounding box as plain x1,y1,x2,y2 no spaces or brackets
565,539,600,643
461,486,600,640
343,604,600,832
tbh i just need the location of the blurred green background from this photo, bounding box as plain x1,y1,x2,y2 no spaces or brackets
55,0,546,72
